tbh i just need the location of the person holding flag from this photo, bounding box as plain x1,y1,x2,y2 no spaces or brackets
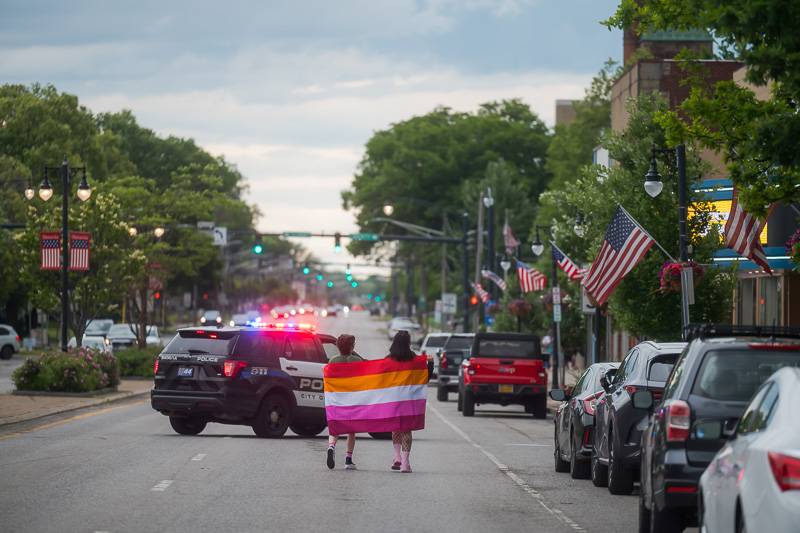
325,334,363,470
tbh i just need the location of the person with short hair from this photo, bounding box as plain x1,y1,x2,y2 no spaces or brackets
326,334,363,470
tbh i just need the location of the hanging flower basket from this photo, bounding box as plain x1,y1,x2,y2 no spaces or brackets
786,229,800,270
658,261,704,294
486,303,502,316
508,299,532,318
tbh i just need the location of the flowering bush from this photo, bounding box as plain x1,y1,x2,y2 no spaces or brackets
508,299,533,318
658,261,705,293
13,348,120,393
786,228,800,269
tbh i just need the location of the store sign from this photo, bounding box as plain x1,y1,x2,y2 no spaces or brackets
689,200,767,244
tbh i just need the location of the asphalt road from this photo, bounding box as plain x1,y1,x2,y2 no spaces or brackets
0,312,647,533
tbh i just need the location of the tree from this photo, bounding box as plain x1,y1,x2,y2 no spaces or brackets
606,1,800,215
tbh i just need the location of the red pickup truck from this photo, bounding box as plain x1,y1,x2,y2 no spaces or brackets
458,332,548,419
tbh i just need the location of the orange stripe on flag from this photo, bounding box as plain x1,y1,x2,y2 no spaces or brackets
324,368,429,393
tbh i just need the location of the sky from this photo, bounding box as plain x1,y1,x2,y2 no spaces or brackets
0,0,621,274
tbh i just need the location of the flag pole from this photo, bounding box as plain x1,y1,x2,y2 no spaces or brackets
617,204,676,262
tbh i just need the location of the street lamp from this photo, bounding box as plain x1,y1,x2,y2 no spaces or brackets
153,227,166,239
128,227,139,237
573,212,586,238
483,188,496,299
382,204,394,216
531,225,563,390
35,157,91,351
644,144,690,335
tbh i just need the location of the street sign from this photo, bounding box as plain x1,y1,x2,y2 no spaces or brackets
197,221,214,230
581,286,596,314
349,232,379,241
553,303,562,323
552,287,561,305
213,227,227,246
282,231,312,238
442,293,457,314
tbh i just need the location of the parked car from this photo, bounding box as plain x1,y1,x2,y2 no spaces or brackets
84,318,114,338
387,317,422,343
550,362,619,479
698,366,800,533
229,313,249,327
592,340,685,494
107,324,160,350
637,325,800,533
458,332,548,418
420,332,451,379
68,335,112,353
435,334,473,400
199,309,222,325
0,324,21,359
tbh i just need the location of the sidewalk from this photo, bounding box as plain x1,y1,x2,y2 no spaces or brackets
0,379,152,428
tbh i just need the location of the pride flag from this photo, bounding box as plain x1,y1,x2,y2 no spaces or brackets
323,355,428,435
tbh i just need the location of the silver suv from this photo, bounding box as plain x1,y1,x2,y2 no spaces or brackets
0,324,21,359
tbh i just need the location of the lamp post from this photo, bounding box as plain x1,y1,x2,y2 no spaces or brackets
644,144,690,335
531,225,561,390
483,188,495,299
34,157,91,351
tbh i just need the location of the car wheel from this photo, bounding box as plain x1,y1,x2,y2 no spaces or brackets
532,395,547,419
591,449,608,487
554,427,570,473
649,492,684,533
638,486,651,533
607,430,634,494
436,385,448,402
289,421,327,437
0,345,13,360
169,416,207,436
457,389,463,412
369,432,392,440
569,430,590,479
252,393,291,438
462,389,475,417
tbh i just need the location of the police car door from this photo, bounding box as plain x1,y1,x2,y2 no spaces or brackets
279,334,325,409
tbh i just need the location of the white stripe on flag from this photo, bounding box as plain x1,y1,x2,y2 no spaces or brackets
324,384,427,407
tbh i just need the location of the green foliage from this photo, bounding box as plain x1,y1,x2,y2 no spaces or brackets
13,348,120,393
606,0,800,215
116,346,161,378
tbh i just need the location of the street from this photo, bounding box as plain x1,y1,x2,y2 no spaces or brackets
0,313,642,533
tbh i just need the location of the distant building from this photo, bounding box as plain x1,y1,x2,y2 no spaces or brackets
555,99,579,126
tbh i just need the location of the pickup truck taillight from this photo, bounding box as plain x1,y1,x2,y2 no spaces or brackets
467,363,481,376
153,359,159,375
439,352,447,370
768,451,800,491
664,399,691,442
223,360,247,377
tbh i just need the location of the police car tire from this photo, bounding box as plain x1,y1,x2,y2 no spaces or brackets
169,416,207,436
252,393,291,438
289,421,327,437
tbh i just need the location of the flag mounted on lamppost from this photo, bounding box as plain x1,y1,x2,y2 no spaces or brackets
69,232,91,271
40,231,91,271
40,232,61,270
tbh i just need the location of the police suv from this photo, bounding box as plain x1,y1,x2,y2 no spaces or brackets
151,323,337,438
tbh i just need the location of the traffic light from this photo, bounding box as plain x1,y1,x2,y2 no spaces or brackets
316,273,324,281
302,264,310,275
252,236,264,254
345,264,351,275
374,295,382,302
351,281,358,288
327,280,334,288
470,295,479,306
154,291,161,300
334,232,342,253
366,293,373,299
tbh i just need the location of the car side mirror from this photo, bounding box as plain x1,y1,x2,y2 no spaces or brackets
600,376,611,392
692,419,723,440
549,389,568,402
631,390,653,410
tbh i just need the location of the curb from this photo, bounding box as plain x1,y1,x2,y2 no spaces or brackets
0,389,151,429
12,386,119,398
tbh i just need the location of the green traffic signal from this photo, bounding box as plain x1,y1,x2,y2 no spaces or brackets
351,281,358,288
302,266,310,275
252,244,264,254
327,280,334,288
366,293,373,299
316,273,324,281
374,295,382,302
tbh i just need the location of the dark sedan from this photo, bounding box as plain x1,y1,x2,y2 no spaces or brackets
550,362,619,479
592,340,685,494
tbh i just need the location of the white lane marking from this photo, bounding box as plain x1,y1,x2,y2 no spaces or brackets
429,405,585,532
191,453,207,461
150,480,173,492
505,443,552,447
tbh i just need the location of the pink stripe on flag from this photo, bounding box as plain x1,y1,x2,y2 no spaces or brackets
328,414,425,435
326,399,426,421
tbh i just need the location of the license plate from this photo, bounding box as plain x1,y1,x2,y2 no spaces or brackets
177,366,194,378
499,384,514,393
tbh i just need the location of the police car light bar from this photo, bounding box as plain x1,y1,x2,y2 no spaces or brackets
253,322,316,331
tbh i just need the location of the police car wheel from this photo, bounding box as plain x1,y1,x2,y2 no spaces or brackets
169,416,207,436
252,394,291,438
289,421,327,437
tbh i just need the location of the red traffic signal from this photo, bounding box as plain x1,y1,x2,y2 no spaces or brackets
154,291,161,300
470,295,479,306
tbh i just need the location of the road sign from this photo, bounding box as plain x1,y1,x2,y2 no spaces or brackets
552,287,561,305
213,227,227,246
282,231,312,238
442,293,457,314
197,221,214,230
349,232,379,241
581,286,595,314
553,303,562,323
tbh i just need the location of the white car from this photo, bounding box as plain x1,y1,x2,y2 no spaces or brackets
699,366,800,533
420,333,451,378
68,335,112,353
84,319,114,338
387,317,422,343
0,324,21,359
107,324,161,350
199,310,222,325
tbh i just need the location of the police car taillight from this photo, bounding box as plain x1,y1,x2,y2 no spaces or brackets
223,360,247,377
154,359,159,375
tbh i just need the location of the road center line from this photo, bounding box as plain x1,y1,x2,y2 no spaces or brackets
191,453,207,461
150,480,173,492
505,443,551,447
429,405,585,533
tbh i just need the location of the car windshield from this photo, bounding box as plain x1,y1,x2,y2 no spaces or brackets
476,338,539,358
163,332,237,355
425,336,448,348
445,336,473,350
692,348,800,402
203,311,220,319
85,320,113,335
108,325,136,338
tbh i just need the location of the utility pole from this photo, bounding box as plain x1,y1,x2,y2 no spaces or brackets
461,213,470,333
484,188,496,300
473,193,484,331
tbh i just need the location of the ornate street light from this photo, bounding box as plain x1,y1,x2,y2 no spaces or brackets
38,172,54,202
128,227,139,237
153,227,166,239
382,204,394,216
573,212,586,237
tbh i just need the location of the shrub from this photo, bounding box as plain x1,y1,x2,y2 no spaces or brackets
13,348,120,393
116,346,161,378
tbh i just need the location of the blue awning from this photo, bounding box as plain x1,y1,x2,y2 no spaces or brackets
712,247,794,271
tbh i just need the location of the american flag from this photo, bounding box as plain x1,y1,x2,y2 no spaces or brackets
503,221,520,254
724,189,773,274
481,269,508,291
471,282,490,303
69,232,91,271
515,259,547,293
582,206,654,306
551,242,586,281
40,232,61,271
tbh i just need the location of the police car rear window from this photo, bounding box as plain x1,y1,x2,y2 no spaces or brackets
163,331,237,355
476,339,539,358
692,349,800,402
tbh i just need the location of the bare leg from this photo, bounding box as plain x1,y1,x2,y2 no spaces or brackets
328,434,339,447
346,433,356,454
